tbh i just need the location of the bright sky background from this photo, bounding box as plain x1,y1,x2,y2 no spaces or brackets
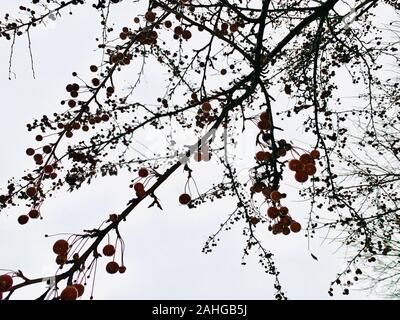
0,1,389,300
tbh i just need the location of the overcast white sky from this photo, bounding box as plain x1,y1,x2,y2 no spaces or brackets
0,1,388,300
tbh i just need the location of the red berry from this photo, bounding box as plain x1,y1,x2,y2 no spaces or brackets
201,102,212,113
60,286,78,300
56,254,67,265
18,215,29,225
145,11,156,22
280,216,292,226
182,30,192,40
33,154,43,162
28,209,40,219
270,191,281,202
250,217,259,225
267,207,279,219
280,207,289,215
251,182,264,193
134,183,144,192
102,244,115,257
26,148,35,156
262,187,272,198
255,151,267,162
138,168,149,178
288,159,302,172
109,214,118,222
290,221,301,233
26,187,37,198
53,239,69,255
310,149,320,159
299,153,314,165
260,112,269,122
0,274,13,292
106,261,119,274
119,266,127,274
257,120,270,130
179,193,191,205
44,165,54,174
73,284,85,297
305,164,317,176
272,223,283,234
295,171,308,183
43,145,52,154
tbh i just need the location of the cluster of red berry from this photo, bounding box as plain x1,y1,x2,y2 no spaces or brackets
288,149,320,183
53,239,70,267
251,111,322,235
265,191,302,235
60,284,85,301
179,193,191,205
18,207,41,225
130,167,150,198
104,242,126,276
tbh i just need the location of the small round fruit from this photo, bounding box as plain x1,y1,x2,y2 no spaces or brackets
119,266,127,274
270,191,281,202
288,159,302,172
277,148,287,157
262,187,272,198
260,112,269,122
26,148,35,156
138,168,149,178
295,171,308,183
179,193,191,205
305,164,317,176
73,284,85,297
145,11,156,22
102,244,115,257
0,274,13,292
60,286,78,300
201,102,212,113
280,207,289,215
56,254,68,265
44,165,54,174
310,149,320,159
106,261,119,274
252,182,265,193
109,214,118,222
272,223,283,234
250,217,259,225
53,239,69,255
28,209,40,219
290,221,301,233
299,153,314,165
18,215,29,225
255,151,267,162
26,187,37,198
133,183,144,192
280,216,292,226
257,120,270,130
267,207,279,219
